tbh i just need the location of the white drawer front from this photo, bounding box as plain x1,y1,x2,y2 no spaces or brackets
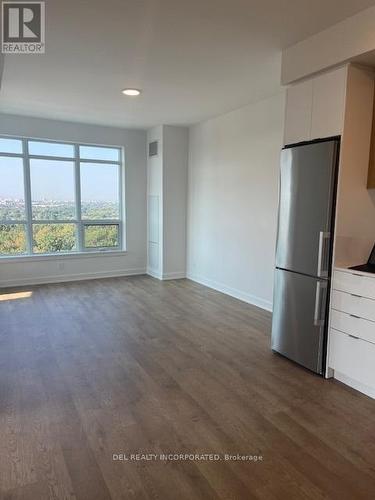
333,270,375,299
331,290,375,322
330,329,375,387
330,309,375,344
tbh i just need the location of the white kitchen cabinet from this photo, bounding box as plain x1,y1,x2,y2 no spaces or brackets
284,79,313,145
284,66,347,145
333,269,375,299
311,67,347,140
328,268,375,398
331,309,375,344
331,290,375,322
330,329,375,392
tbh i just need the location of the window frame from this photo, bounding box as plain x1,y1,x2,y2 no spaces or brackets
0,135,125,258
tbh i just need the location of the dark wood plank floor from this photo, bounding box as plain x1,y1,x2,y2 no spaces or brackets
0,276,375,500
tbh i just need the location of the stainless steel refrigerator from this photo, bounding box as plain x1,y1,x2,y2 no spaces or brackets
271,138,340,375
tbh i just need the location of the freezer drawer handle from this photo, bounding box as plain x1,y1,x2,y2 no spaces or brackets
349,334,360,340
317,231,330,278
314,281,327,326
349,314,361,319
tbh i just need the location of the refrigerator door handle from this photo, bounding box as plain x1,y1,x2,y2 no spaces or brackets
314,281,327,327
317,231,331,278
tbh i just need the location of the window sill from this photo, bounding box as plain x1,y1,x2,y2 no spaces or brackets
0,250,128,263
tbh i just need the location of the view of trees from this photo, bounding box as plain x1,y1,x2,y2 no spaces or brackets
0,224,26,254
0,201,119,255
84,224,118,249
33,224,76,253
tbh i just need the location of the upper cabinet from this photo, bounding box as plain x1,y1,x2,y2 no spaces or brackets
284,80,313,145
311,68,347,140
284,67,347,146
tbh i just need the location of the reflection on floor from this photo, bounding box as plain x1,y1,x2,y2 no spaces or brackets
1,276,375,499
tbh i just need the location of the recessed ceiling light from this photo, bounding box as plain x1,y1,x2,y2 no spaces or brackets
122,88,141,96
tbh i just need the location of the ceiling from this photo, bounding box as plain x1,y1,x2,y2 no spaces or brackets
1,0,375,129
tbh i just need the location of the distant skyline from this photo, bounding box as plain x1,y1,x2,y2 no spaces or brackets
0,158,119,202
0,198,117,204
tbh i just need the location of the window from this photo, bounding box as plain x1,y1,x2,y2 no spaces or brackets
0,137,123,257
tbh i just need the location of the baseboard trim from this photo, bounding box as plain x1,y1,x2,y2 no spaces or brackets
0,268,147,289
334,371,375,399
162,272,186,280
147,268,163,280
187,273,273,312
147,269,186,281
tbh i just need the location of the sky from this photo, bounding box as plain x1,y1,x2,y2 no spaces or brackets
0,140,120,202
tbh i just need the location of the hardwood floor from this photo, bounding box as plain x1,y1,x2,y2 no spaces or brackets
0,276,375,499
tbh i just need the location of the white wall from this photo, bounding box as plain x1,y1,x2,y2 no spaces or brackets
147,126,163,278
146,125,188,280
334,66,375,266
163,126,188,278
0,113,147,287
187,93,285,311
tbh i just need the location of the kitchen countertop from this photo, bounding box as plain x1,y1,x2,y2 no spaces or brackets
334,262,375,278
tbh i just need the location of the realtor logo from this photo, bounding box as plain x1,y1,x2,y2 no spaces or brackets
2,1,45,53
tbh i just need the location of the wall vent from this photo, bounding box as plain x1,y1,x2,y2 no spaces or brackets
149,141,158,157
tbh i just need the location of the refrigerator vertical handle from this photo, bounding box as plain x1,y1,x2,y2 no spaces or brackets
314,281,327,326
317,231,331,278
